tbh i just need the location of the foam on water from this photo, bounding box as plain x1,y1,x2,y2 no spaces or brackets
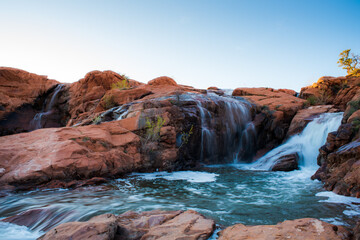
247,112,343,171
0,222,43,240
129,171,219,183
317,191,360,218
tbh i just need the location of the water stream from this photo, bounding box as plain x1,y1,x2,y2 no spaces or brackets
29,84,64,130
1,111,359,239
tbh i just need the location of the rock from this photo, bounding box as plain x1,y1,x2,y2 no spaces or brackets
299,75,360,109
115,210,183,239
39,214,117,240
348,109,360,123
287,105,337,136
232,87,305,123
271,153,299,171
95,88,153,112
38,210,214,240
148,76,177,86
141,210,215,240
0,120,142,189
0,67,58,120
218,218,349,240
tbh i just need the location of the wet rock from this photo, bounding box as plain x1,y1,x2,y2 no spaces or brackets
287,105,338,136
39,213,117,240
271,153,299,171
38,210,214,240
354,221,360,240
115,210,183,240
218,218,350,240
141,210,215,240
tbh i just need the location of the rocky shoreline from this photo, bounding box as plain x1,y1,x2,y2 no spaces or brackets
1,67,360,239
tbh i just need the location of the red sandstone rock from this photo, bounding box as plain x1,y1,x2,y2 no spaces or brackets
0,120,142,188
218,218,350,240
232,87,305,122
0,67,58,120
39,210,214,240
141,210,215,240
39,214,118,240
148,76,177,86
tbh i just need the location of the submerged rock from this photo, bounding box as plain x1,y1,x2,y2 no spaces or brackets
218,218,351,240
271,153,299,172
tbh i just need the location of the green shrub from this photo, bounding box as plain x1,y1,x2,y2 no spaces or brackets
346,99,360,118
92,115,101,124
352,117,360,132
306,96,318,106
111,75,130,90
179,125,194,148
101,94,115,109
145,116,165,142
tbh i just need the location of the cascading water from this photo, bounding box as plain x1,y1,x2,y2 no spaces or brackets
248,112,343,171
194,93,256,163
29,84,64,130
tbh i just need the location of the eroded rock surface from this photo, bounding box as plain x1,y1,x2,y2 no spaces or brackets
218,218,350,240
39,210,215,240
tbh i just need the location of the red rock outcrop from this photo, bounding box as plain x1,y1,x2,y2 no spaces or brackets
39,210,215,240
0,67,58,120
271,153,299,172
300,76,360,109
148,76,177,86
218,218,351,240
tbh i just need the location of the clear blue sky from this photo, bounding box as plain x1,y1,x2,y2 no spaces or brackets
1,0,360,91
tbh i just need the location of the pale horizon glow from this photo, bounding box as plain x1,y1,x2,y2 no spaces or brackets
1,0,360,91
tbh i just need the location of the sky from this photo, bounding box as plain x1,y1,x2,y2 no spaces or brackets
1,0,360,91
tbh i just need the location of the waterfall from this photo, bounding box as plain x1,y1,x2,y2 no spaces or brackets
194,94,256,163
30,84,64,130
249,112,343,170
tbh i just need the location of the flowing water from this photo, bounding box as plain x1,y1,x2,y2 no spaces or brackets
1,111,359,239
29,84,64,130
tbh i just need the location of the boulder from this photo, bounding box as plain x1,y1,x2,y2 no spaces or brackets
140,210,215,240
271,153,299,171
218,218,350,240
148,76,177,86
39,214,117,240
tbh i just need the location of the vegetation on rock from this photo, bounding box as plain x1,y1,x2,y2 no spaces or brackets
338,49,360,76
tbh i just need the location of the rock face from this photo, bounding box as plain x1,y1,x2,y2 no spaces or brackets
39,210,215,240
271,153,299,171
148,76,178,86
218,218,350,240
312,85,360,197
299,76,360,110
0,68,64,135
0,67,58,119
233,87,305,158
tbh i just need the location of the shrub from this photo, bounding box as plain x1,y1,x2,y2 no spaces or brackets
111,75,130,90
144,116,165,143
92,115,101,125
352,117,360,132
346,99,360,119
306,96,317,106
101,94,115,109
179,125,194,148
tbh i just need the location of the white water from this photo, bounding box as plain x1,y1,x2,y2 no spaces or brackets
29,84,64,130
248,112,343,171
0,222,43,240
130,171,219,183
